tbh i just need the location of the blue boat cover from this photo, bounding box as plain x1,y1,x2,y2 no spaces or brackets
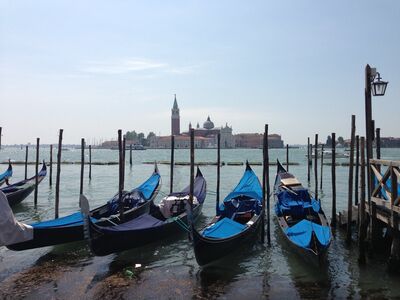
275,189,320,216
107,171,160,214
285,219,331,249
224,168,263,203
0,166,12,182
203,217,246,239
99,213,164,233
136,172,161,199
218,167,263,217
31,212,97,228
30,170,159,229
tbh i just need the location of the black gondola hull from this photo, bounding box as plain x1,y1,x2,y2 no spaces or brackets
90,204,203,256
193,215,262,266
6,185,36,207
3,163,47,207
6,193,156,251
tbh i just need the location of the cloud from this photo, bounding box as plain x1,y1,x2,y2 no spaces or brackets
80,58,167,74
79,58,199,76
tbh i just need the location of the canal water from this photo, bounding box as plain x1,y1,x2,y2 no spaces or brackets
1,147,400,299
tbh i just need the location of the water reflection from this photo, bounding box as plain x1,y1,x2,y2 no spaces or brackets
274,221,331,299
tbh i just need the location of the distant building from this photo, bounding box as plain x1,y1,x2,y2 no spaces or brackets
149,96,284,149
234,133,284,148
171,94,180,135
150,96,235,148
379,137,400,148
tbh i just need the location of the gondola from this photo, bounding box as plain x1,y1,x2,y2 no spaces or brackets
1,161,47,207
192,162,263,266
274,160,331,265
82,167,207,256
0,161,12,187
5,166,161,251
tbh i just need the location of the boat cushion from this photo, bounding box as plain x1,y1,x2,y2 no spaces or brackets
202,217,246,239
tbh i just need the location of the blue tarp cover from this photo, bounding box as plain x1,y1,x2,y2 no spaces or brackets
100,213,164,233
285,219,331,249
223,168,263,203
0,167,12,182
31,171,159,229
203,217,246,239
31,212,97,228
275,189,320,216
218,167,262,218
136,172,161,199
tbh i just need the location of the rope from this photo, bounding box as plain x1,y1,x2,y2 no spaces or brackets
172,216,190,232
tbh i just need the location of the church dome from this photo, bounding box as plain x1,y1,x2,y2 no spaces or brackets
203,116,214,130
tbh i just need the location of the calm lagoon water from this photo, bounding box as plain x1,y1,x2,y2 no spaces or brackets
1,147,400,299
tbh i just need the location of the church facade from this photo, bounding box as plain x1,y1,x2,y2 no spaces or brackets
149,96,235,148
149,96,284,149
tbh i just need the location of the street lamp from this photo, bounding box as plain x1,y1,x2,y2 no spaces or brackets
364,64,388,216
371,72,389,97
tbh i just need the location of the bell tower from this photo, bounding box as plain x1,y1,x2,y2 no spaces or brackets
171,94,180,135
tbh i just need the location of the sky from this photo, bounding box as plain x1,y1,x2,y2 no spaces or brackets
1,0,399,145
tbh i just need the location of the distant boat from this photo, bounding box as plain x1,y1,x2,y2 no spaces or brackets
1,162,47,207
309,150,349,159
110,144,146,150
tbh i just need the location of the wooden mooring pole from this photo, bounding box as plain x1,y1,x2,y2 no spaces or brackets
118,130,124,221
265,124,271,245
34,138,39,206
89,145,92,180
80,138,85,197
216,133,221,216
188,128,195,242
358,137,366,264
0,127,2,150
49,145,53,186
55,129,63,219
123,136,126,185
307,137,311,183
170,135,175,193
355,136,360,206
24,145,28,180
129,144,133,167
331,133,336,228
261,127,267,244
389,161,400,269
346,115,356,244
314,134,318,200
320,144,324,190
286,144,289,171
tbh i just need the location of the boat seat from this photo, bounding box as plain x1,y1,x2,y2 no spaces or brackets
280,178,301,186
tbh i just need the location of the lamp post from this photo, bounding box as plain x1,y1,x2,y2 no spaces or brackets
364,65,388,205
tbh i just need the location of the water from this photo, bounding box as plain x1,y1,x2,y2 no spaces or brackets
1,147,400,299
